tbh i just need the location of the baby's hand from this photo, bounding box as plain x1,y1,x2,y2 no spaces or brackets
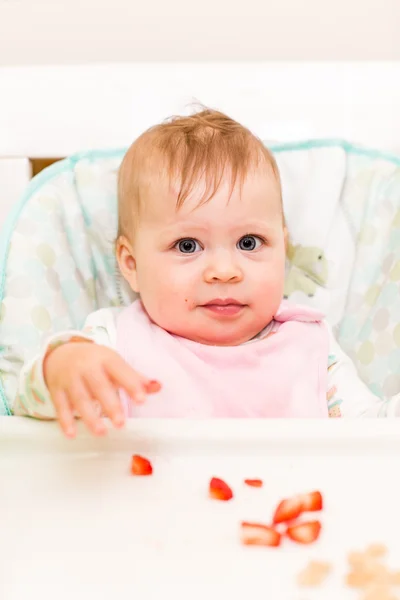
43,341,159,438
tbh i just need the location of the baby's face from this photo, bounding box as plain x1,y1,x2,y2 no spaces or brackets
119,168,286,345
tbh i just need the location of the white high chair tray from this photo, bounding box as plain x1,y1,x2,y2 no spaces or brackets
1,418,400,600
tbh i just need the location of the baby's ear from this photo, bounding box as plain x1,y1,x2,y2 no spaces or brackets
116,236,139,293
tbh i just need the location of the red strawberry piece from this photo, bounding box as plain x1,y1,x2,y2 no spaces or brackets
286,520,321,544
131,454,153,476
244,479,263,488
272,496,303,524
272,490,323,523
240,522,281,547
209,477,233,501
299,491,323,512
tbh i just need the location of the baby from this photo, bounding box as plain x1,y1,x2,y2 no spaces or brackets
13,109,399,436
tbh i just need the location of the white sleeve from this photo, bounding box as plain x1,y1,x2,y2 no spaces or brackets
12,307,120,418
326,324,400,418
79,307,120,349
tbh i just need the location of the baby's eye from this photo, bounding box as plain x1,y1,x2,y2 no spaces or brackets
175,238,202,254
237,235,263,251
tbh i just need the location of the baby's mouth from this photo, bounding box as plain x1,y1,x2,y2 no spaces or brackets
200,299,246,317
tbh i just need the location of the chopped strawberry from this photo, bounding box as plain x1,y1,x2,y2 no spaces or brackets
131,454,153,476
299,491,323,512
286,520,322,544
240,522,281,547
272,496,303,524
272,490,323,523
209,477,233,501
244,479,263,488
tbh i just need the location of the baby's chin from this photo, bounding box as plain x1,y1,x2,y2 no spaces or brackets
146,303,273,346
167,322,265,347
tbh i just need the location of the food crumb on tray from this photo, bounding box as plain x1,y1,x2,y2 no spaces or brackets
297,542,400,599
297,560,332,586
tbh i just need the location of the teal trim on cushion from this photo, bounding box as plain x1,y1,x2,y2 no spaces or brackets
0,139,399,415
0,149,127,305
0,383,11,415
269,138,400,165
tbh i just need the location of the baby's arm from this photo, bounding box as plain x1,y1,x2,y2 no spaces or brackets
326,326,400,418
13,308,159,436
13,308,119,420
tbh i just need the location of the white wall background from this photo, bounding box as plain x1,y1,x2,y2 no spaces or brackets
1,0,399,224
2,63,400,157
0,0,399,64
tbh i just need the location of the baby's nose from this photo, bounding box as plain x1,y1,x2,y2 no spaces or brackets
203,251,243,283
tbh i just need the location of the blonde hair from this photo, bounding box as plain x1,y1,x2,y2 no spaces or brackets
117,108,282,238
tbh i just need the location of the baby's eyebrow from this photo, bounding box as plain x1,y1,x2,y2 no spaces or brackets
165,217,278,230
231,221,281,235
161,220,209,233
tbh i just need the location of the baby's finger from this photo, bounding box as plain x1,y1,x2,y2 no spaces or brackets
83,370,125,428
53,389,76,438
68,380,107,436
106,355,148,404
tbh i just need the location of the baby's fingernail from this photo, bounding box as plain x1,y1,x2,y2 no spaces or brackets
95,423,106,435
66,428,75,438
147,380,161,393
136,393,146,404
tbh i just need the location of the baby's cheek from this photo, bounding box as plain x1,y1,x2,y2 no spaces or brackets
256,269,283,293
253,272,284,313
152,279,185,316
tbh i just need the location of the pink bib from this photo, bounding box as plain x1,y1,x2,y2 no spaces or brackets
116,300,329,418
